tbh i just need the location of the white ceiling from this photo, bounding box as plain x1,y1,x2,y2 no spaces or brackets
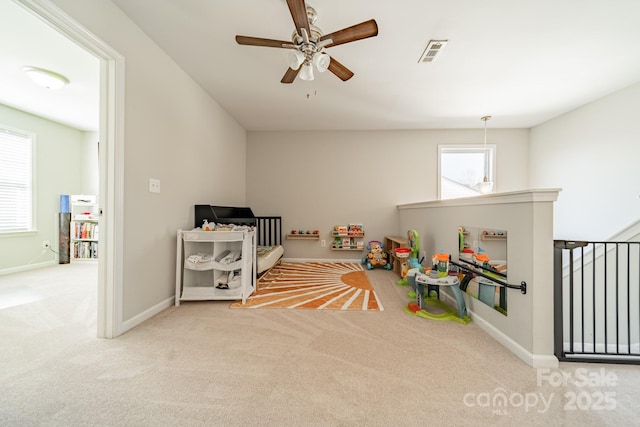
0,1,99,131
2,0,640,132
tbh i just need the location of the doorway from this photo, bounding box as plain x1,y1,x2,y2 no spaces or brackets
15,0,124,338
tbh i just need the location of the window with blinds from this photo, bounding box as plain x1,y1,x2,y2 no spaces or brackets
0,126,34,232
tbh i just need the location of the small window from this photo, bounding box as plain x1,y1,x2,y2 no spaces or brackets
0,125,35,233
438,145,495,200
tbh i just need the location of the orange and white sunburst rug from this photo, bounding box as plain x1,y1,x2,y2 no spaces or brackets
231,262,383,311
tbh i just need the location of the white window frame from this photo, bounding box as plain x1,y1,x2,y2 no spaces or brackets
0,124,36,235
438,144,496,200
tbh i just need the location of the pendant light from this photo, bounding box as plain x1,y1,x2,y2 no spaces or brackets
477,115,494,194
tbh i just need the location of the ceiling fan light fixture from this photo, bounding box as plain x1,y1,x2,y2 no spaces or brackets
313,52,330,72
288,50,305,70
23,66,69,89
299,63,314,81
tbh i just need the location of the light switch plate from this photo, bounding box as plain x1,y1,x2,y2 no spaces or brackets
149,178,161,193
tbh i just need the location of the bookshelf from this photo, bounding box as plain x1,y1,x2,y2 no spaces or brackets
70,195,99,261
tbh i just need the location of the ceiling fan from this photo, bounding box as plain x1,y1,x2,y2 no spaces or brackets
235,0,378,83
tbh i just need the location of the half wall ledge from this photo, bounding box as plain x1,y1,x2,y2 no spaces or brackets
397,188,561,210
396,188,561,368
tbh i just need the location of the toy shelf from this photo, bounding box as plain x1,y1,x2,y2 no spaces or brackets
287,234,319,240
481,235,507,240
331,231,365,237
480,229,507,240
384,236,409,277
331,224,365,251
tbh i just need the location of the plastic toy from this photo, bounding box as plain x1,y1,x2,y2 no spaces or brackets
473,249,491,265
396,229,423,286
432,251,450,278
403,267,470,324
362,240,391,270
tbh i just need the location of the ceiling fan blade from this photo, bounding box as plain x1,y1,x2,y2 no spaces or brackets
281,67,301,84
320,19,378,48
286,0,310,37
328,57,354,81
235,35,291,48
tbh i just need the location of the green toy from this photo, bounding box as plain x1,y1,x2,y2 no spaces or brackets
396,229,421,286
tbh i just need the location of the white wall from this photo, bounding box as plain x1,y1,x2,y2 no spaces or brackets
247,129,530,259
0,103,84,272
50,0,247,321
81,131,99,196
530,82,640,240
398,190,560,367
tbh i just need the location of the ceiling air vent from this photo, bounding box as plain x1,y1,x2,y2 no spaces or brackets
419,39,448,63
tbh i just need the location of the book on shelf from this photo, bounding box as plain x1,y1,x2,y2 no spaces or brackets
73,241,98,259
334,225,348,236
73,222,99,240
347,223,364,236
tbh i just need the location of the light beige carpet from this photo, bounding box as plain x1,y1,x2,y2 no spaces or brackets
231,262,383,311
3,264,640,426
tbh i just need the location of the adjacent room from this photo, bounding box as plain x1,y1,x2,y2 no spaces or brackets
1,0,639,425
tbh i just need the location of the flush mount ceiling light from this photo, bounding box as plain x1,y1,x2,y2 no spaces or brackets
477,115,494,194
23,66,69,89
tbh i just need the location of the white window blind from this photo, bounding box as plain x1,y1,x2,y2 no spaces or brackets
0,126,34,232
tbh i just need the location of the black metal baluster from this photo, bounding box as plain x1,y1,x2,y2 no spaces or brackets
592,242,597,354
604,243,608,354
569,247,575,354
553,242,563,359
627,243,631,355
616,243,620,355
581,245,585,353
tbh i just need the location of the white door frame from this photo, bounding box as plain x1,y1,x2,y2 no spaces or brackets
16,0,124,338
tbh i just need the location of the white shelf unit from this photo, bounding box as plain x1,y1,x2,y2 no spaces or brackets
175,229,256,305
70,195,99,262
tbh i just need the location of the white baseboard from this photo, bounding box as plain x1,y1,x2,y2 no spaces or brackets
0,260,57,276
440,292,558,368
283,257,362,263
119,296,174,335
